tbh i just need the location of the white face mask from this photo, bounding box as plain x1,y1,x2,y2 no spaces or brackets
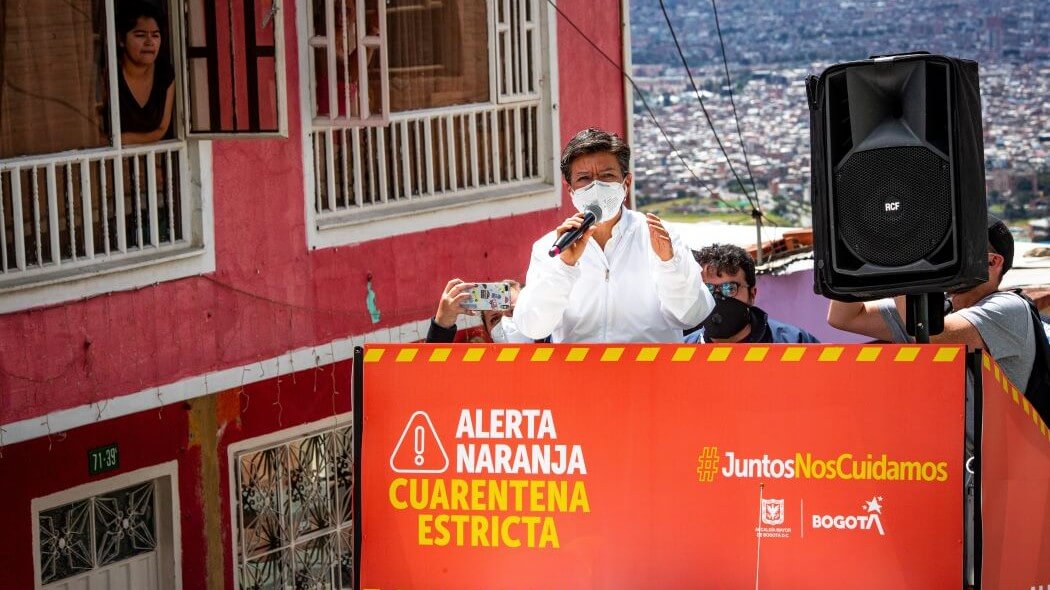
570,180,626,222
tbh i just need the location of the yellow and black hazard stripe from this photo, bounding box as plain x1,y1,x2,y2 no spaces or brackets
363,344,962,365
984,353,1050,443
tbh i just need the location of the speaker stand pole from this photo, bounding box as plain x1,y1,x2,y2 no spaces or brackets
906,293,931,344
752,208,763,266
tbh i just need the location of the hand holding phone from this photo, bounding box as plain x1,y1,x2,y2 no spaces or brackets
434,279,475,328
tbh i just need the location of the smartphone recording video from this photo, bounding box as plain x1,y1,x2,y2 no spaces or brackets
462,281,512,311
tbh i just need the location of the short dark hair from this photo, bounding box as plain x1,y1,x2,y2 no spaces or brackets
559,128,630,183
988,215,1014,277
117,1,166,39
694,243,756,288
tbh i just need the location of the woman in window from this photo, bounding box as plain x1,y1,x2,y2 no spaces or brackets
117,2,175,144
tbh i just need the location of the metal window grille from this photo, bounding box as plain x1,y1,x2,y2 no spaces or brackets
496,0,540,102
313,102,542,214
234,424,355,590
37,482,158,585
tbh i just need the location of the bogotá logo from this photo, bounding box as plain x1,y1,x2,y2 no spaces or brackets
761,498,784,525
811,496,886,536
390,411,449,473
755,497,792,539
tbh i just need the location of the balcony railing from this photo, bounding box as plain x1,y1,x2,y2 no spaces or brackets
312,101,543,221
0,141,191,287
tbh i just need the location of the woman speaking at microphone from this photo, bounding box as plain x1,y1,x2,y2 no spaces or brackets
514,128,714,343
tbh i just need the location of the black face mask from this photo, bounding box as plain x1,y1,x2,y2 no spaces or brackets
701,295,752,340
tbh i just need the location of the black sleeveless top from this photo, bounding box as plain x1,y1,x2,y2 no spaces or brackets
118,61,175,137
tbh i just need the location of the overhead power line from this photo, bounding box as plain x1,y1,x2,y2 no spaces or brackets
710,0,759,199
656,0,760,214
544,0,754,218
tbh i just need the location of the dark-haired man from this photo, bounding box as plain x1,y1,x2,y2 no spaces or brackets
827,216,1033,391
685,244,819,344
514,128,713,342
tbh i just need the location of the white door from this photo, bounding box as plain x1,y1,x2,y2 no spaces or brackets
43,552,161,590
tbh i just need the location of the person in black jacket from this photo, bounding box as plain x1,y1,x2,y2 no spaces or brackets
425,278,474,343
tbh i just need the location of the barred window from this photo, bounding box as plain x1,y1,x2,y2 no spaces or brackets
37,482,158,585
233,424,356,589
0,0,284,303
306,0,552,239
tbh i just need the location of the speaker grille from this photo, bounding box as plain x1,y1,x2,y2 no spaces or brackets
835,146,951,267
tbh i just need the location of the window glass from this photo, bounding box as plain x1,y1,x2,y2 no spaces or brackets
185,0,281,133
387,0,489,112
0,0,108,159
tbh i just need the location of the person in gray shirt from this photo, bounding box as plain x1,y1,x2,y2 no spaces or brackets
827,216,1034,391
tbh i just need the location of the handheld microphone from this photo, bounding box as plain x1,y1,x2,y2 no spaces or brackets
549,204,602,257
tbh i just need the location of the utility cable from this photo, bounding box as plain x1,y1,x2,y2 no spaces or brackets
657,0,759,214
710,0,758,200
544,0,752,218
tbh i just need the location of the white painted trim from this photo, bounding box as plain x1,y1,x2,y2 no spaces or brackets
311,182,558,247
274,0,290,137
620,0,634,206
227,414,352,590
0,143,216,314
543,0,561,190
300,0,322,251
0,314,480,446
169,0,187,141
31,460,182,590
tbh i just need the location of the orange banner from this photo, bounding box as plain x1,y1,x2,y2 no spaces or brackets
979,353,1050,587
360,344,966,589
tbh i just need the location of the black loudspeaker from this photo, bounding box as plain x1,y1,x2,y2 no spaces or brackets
807,53,988,300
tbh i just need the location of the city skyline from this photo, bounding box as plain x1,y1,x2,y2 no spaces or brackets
629,0,1049,229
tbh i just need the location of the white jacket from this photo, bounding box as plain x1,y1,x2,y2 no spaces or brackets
514,208,713,342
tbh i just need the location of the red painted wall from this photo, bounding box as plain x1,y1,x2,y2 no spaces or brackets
0,360,352,589
0,6,627,586
0,2,626,427
0,390,198,588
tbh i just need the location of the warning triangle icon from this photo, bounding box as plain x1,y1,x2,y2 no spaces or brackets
389,411,449,473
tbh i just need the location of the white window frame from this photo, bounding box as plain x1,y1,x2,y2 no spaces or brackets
227,413,354,590
30,460,183,590
299,0,561,248
308,0,390,128
0,0,215,314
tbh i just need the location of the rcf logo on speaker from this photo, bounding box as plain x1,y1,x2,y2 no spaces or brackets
884,201,901,212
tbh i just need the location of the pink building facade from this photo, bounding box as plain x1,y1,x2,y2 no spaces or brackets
0,1,630,587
